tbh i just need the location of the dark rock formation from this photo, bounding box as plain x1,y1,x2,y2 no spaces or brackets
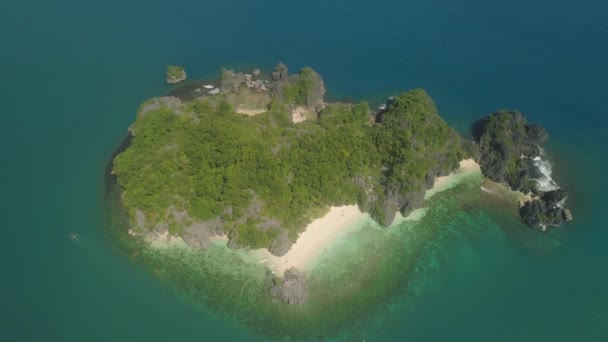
267,230,293,256
362,90,466,226
474,111,572,229
519,197,567,230
301,69,326,109
473,110,546,194
269,267,309,305
219,69,246,93
271,63,288,81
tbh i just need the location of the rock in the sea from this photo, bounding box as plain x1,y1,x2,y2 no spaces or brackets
269,267,309,305
252,68,261,76
473,110,573,230
473,110,546,194
541,189,567,207
166,65,187,84
271,63,288,81
519,198,569,230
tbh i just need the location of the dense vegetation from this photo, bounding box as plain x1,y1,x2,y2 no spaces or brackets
283,67,319,106
473,110,547,194
473,110,572,229
113,87,467,250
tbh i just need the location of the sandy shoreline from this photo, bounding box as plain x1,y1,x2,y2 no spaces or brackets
253,158,482,275
253,205,368,275
149,159,482,276
425,159,481,199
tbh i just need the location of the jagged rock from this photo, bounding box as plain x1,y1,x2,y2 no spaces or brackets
131,97,182,135
269,267,309,305
219,69,246,93
520,200,545,229
138,96,182,116
271,63,288,81
182,218,224,249
473,110,573,229
519,198,568,230
301,68,326,108
362,90,464,227
268,230,293,256
541,189,567,207
473,110,546,193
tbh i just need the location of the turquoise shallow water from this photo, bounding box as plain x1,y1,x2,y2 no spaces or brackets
2,0,608,340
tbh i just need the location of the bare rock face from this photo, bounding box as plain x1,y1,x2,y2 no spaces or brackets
220,69,246,93
271,63,288,81
269,267,309,305
182,218,224,249
267,230,293,256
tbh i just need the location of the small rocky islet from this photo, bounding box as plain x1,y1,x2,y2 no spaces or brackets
109,63,572,305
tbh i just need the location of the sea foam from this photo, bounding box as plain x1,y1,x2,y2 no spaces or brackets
532,153,559,192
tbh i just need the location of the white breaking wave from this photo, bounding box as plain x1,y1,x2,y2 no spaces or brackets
532,155,559,192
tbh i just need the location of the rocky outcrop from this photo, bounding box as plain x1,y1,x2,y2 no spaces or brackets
519,189,570,230
271,63,288,81
130,97,182,135
269,267,309,305
220,69,246,93
363,90,465,226
473,110,546,194
166,65,187,84
268,64,326,109
473,111,572,229
220,68,268,93
182,218,225,249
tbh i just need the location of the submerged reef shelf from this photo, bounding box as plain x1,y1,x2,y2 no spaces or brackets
104,63,573,337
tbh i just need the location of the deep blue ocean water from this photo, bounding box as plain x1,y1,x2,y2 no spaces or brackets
1,0,607,340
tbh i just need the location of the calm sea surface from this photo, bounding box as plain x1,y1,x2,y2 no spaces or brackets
1,0,607,340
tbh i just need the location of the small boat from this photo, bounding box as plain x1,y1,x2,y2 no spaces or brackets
203,84,214,89
258,259,267,263
378,104,387,110
69,232,79,241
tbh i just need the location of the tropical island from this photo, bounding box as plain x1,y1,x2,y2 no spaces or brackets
109,63,572,307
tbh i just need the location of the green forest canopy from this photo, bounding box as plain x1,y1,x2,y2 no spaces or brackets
113,89,466,248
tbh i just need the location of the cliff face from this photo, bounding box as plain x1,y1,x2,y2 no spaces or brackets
473,111,546,194
114,63,471,267
473,110,572,230
363,90,467,226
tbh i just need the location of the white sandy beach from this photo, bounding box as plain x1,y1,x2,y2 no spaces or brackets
255,159,482,276
149,159,483,276
254,205,367,275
